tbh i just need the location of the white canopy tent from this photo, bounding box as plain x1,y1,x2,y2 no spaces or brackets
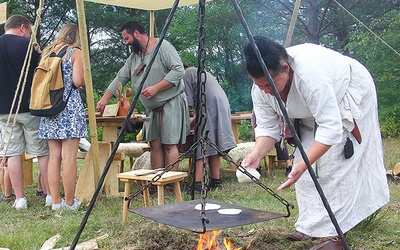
84,0,212,10
75,0,212,200
84,0,213,36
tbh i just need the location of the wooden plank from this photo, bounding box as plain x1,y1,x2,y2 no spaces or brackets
102,104,119,117
76,0,101,186
0,2,8,25
75,142,112,201
22,153,33,186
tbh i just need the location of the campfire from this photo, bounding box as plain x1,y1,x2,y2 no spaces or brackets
195,230,251,250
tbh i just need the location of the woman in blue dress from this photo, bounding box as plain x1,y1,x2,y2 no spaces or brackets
39,23,87,211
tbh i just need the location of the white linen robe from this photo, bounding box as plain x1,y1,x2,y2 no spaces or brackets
252,43,389,237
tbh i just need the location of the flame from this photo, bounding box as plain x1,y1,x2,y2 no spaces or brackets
195,230,249,250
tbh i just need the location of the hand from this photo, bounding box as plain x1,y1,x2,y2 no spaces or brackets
277,163,307,190
96,98,109,115
141,86,158,99
241,152,261,170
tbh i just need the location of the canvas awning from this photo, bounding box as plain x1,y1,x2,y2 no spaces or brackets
84,0,213,36
84,0,213,11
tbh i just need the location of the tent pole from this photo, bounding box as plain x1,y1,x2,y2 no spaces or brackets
0,2,8,25
149,10,155,37
76,0,101,184
284,0,301,48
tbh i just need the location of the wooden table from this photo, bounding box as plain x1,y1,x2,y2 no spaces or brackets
76,114,149,200
231,112,252,143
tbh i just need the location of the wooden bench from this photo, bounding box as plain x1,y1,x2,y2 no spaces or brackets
117,169,188,226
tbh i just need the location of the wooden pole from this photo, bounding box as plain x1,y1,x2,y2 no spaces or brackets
284,0,302,48
149,10,155,37
0,2,8,25
76,0,101,185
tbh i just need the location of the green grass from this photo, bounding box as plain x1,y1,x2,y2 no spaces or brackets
0,138,399,249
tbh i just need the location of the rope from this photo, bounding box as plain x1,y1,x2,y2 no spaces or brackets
0,0,43,170
332,0,400,57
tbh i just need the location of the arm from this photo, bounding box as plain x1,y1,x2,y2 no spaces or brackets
71,48,84,88
140,79,174,99
141,41,184,99
278,141,331,190
278,79,340,190
96,91,114,115
242,136,277,169
96,56,134,114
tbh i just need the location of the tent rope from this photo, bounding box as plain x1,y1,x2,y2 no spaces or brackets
0,0,43,170
333,0,400,57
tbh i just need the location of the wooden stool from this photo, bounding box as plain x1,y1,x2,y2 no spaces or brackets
22,153,36,186
117,169,188,226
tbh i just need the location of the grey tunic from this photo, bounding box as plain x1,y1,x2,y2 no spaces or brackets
107,39,189,144
183,67,236,158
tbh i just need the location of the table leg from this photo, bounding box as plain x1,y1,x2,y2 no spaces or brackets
142,181,150,207
174,181,182,203
268,155,277,172
157,185,164,205
122,181,131,226
231,121,240,143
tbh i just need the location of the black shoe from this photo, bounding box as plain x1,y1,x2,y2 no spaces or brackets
209,178,223,191
148,184,157,196
164,183,175,196
186,182,202,194
36,190,44,197
285,165,292,176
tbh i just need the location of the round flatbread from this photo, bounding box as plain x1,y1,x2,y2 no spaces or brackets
195,203,221,210
217,208,242,215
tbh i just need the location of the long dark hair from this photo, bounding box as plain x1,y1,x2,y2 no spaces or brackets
243,36,289,78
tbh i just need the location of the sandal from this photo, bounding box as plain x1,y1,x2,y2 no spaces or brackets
286,231,315,241
310,237,345,250
1,193,16,202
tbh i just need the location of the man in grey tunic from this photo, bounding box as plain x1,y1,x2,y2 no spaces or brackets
183,66,237,192
97,21,190,171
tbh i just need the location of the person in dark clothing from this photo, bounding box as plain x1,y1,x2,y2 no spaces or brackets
0,14,50,209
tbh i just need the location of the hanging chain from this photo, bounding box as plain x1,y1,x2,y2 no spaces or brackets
195,0,211,232
126,0,294,233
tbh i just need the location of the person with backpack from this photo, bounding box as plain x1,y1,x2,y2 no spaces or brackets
38,23,87,211
0,14,50,210
241,36,389,249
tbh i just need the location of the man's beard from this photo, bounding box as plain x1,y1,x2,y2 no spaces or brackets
131,39,142,55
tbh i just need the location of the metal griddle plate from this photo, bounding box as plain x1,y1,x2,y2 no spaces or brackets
130,199,286,233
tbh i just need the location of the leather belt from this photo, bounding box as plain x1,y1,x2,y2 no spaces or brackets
351,119,362,144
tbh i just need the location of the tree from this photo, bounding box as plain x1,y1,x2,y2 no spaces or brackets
3,0,400,136
346,10,400,137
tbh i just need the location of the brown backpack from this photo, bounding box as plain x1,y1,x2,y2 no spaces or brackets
30,46,72,116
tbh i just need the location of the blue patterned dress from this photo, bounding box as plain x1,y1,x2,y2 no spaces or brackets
39,47,87,139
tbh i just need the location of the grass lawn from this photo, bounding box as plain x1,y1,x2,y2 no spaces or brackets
0,138,399,249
